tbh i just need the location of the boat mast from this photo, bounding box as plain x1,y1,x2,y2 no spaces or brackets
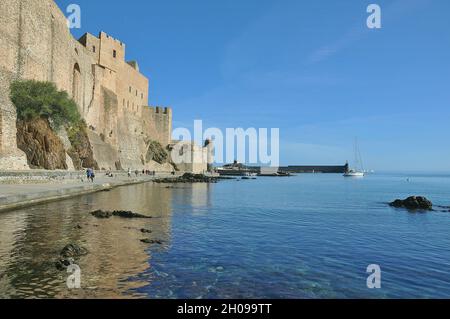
354,137,364,172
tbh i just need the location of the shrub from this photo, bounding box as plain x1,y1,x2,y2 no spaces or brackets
10,80,81,129
67,120,87,148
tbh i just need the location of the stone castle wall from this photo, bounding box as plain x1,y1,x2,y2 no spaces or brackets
0,0,172,171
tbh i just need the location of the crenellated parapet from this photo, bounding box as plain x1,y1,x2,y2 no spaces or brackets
141,106,172,146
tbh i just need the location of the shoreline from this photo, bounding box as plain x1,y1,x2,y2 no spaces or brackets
0,172,176,214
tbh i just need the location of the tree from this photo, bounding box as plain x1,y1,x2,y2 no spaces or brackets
10,80,82,129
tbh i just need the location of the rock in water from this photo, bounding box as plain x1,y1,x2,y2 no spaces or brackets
55,258,75,271
91,210,113,219
112,211,152,219
154,173,219,184
91,210,152,219
389,196,433,211
56,244,88,271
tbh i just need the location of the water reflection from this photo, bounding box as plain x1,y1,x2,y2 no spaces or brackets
170,183,213,216
0,182,189,299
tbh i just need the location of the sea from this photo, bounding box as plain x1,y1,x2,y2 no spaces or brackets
1,172,450,299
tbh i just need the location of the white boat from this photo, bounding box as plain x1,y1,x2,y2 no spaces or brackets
344,138,365,178
344,170,365,177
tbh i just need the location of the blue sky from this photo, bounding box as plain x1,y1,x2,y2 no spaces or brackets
56,0,450,171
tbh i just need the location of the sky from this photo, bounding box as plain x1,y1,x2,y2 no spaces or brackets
56,0,450,171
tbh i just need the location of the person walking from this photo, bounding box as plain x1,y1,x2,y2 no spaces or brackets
90,168,95,183
86,168,92,182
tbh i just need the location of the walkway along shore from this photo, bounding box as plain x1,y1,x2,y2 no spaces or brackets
0,171,177,213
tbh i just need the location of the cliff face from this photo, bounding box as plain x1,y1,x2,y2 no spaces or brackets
145,141,168,164
16,118,99,170
67,123,99,170
16,118,68,170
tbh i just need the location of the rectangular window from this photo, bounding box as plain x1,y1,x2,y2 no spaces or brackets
93,46,96,53
129,86,131,93
113,50,117,58
136,90,138,96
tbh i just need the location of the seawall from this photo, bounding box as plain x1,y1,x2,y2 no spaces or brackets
0,171,176,213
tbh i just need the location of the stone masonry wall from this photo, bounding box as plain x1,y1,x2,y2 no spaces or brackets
0,0,173,171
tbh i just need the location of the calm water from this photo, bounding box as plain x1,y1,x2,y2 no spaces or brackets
1,173,450,299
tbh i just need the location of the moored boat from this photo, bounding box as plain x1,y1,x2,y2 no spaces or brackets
343,170,365,177
344,138,366,178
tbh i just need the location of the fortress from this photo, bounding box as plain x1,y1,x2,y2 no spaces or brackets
0,0,202,172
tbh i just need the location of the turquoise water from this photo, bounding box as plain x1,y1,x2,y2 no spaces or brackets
134,173,450,299
1,173,450,298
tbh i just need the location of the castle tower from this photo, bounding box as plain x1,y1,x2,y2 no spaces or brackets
204,139,214,172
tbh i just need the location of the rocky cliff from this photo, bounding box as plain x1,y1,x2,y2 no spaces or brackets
16,118,98,170
66,122,99,170
16,118,68,170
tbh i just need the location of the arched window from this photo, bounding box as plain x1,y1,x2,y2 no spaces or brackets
72,63,81,107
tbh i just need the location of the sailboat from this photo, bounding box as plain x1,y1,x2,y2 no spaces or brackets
344,139,365,177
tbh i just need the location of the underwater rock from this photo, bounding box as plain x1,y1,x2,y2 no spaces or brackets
55,244,88,271
55,258,75,271
60,244,89,259
140,239,163,245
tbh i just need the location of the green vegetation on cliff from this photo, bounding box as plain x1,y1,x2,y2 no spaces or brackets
67,120,99,170
10,80,98,170
10,80,81,129
145,140,169,164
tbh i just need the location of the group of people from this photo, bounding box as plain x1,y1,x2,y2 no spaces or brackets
142,169,156,176
127,168,156,178
85,168,161,181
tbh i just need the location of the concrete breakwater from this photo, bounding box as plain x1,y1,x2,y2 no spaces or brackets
0,170,176,213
